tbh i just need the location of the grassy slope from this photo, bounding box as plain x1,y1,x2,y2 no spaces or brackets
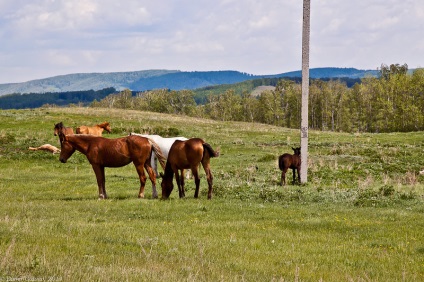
0,107,423,281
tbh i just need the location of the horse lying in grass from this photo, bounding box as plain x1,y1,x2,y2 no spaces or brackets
130,133,188,177
54,122,74,136
29,144,61,154
278,147,301,186
161,138,219,200
58,132,166,199
76,122,111,136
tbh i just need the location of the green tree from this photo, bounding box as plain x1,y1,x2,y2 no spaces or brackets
380,63,408,80
257,89,283,125
280,80,301,128
166,90,197,115
114,89,133,109
204,90,242,121
240,91,260,122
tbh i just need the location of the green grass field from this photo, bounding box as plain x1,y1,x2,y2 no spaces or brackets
0,107,423,281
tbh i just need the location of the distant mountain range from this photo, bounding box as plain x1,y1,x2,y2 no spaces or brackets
0,67,379,96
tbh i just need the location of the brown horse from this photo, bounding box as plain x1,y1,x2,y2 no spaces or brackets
58,133,166,199
161,138,219,200
54,122,74,136
76,122,111,136
278,147,301,186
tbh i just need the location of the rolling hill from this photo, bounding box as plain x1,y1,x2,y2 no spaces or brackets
0,67,378,96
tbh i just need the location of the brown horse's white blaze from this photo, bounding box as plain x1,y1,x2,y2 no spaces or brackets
161,138,219,200
76,122,111,136
58,133,166,199
278,147,301,186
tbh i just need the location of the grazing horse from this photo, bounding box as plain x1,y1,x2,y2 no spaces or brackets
130,133,188,177
161,138,219,200
76,122,111,136
278,147,301,186
54,122,74,136
58,133,166,199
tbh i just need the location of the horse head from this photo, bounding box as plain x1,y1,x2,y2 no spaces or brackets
102,122,111,133
160,170,174,199
54,122,64,136
292,147,301,155
58,132,76,163
161,179,174,199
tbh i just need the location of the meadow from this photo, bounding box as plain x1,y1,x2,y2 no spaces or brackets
0,107,423,281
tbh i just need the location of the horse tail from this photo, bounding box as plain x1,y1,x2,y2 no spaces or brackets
203,143,220,158
278,155,284,170
147,138,167,170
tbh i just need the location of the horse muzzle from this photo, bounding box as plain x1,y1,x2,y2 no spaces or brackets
59,158,67,163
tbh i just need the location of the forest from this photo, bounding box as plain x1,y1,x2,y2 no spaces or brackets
1,64,422,133
91,64,424,133
0,87,116,109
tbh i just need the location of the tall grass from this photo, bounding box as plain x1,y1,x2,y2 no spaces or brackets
0,107,423,281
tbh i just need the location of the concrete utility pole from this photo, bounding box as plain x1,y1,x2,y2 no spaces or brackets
300,0,310,183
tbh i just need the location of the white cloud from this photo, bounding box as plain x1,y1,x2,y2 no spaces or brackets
0,0,423,83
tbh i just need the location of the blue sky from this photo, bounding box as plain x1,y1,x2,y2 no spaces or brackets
0,0,423,83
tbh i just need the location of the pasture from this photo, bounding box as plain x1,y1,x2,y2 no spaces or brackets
0,107,423,281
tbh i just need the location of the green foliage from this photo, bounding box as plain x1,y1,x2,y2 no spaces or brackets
0,108,423,281
2,65,422,133
0,88,116,109
89,67,424,133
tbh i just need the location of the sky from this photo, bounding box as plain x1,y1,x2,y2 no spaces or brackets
0,0,423,84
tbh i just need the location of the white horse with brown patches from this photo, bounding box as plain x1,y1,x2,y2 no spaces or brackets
130,133,189,177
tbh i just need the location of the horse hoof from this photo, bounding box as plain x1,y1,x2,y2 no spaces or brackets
138,194,145,199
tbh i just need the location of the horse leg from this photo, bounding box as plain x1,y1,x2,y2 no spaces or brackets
180,169,186,197
297,166,301,184
281,169,287,186
191,166,201,198
201,161,213,199
174,170,183,198
292,168,296,185
144,162,157,198
92,165,107,199
134,163,148,198
151,152,159,177
174,169,185,198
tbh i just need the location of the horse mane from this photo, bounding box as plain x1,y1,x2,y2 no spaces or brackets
163,161,174,180
147,138,167,170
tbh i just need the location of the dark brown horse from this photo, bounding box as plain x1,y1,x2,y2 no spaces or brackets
54,122,74,136
161,138,219,200
58,133,166,199
76,122,111,136
278,147,301,186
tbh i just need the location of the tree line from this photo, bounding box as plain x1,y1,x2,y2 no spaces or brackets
91,65,424,133
0,88,116,109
